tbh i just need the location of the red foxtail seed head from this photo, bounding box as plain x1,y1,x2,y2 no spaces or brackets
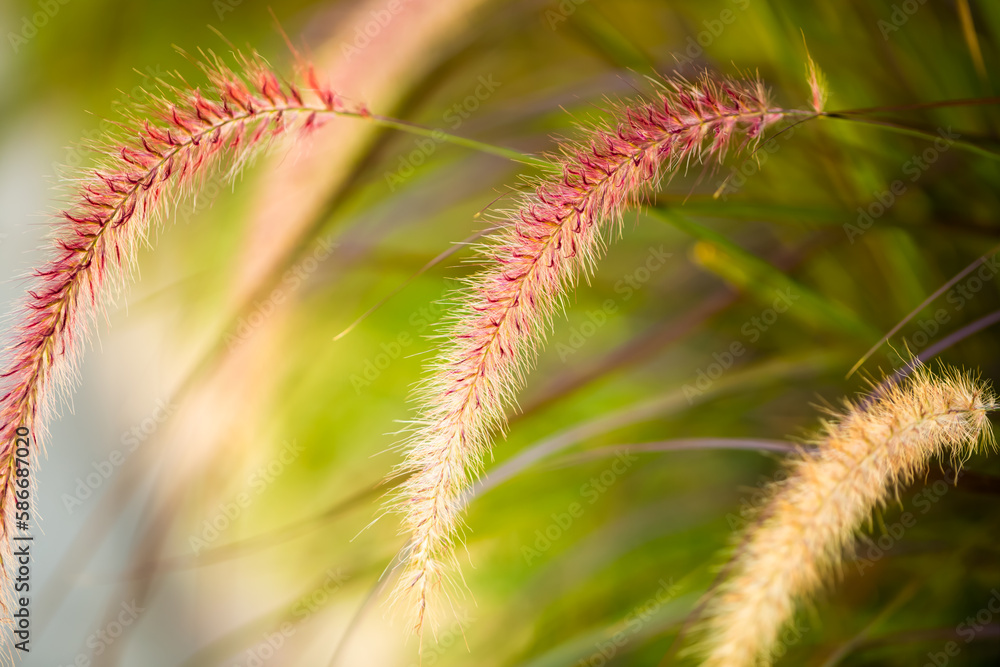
390,72,805,637
0,49,352,620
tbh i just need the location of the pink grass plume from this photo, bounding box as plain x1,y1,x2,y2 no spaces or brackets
391,71,803,636
0,48,353,621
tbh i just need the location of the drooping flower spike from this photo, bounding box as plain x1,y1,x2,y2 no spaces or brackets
697,364,995,666
391,72,815,634
0,50,353,612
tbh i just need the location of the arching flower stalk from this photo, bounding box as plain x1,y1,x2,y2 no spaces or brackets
392,72,816,633
0,50,354,610
697,364,995,666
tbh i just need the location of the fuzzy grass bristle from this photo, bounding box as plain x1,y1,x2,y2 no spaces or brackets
390,71,806,636
0,49,356,620
695,364,995,666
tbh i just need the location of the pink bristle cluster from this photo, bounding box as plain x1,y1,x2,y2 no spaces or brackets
393,73,791,633
0,51,346,612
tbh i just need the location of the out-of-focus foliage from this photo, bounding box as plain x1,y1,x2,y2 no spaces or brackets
3,0,1000,665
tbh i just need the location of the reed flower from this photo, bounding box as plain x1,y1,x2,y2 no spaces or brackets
697,364,995,666
392,72,805,633
0,50,349,610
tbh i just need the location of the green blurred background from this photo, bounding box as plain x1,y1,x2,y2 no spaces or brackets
2,0,1000,665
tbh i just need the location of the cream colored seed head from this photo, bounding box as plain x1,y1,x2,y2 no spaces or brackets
698,365,994,667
